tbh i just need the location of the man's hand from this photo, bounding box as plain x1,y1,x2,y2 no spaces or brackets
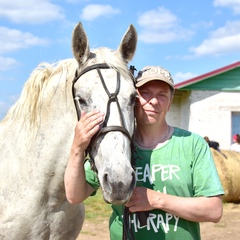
125,186,157,212
72,110,105,153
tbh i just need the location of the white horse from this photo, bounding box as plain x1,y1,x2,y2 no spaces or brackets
0,22,137,240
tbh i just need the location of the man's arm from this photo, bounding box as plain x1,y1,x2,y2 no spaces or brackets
64,110,104,204
126,187,223,223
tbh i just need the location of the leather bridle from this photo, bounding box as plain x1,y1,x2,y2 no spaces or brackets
72,63,135,168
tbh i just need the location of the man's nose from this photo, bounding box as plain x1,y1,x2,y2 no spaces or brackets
149,97,158,105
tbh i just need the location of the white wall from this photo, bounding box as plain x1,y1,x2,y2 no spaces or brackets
168,90,240,150
189,91,240,149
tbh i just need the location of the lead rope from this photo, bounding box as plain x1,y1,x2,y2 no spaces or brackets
122,140,136,240
123,207,134,240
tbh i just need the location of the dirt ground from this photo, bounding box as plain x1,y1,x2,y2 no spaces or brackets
77,203,240,240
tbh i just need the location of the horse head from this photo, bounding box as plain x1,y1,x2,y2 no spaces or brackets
72,22,137,204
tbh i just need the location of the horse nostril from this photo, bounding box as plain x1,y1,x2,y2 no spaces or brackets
103,173,108,183
103,173,111,189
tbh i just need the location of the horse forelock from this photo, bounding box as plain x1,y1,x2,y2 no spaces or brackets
1,59,77,128
85,47,132,82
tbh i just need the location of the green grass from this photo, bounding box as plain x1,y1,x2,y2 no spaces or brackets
83,188,112,220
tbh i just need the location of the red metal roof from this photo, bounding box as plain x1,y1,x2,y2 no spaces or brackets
174,61,240,89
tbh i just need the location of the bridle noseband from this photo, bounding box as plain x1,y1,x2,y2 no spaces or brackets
72,63,135,169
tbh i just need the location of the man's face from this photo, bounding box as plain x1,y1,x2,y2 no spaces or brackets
135,80,173,126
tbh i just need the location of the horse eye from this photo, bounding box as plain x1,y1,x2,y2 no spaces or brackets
79,97,87,106
130,93,137,105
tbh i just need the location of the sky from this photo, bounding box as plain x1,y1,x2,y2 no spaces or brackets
1,0,240,119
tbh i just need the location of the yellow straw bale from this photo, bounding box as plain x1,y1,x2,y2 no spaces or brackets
211,149,240,203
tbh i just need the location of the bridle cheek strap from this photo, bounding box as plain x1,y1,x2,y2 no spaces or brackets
72,63,135,169
72,63,112,121
86,67,133,163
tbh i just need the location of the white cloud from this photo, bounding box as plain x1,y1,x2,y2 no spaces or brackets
139,28,193,44
211,20,240,37
189,20,240,57
65,0,90,3
174,72,197,84
80,4,120,21
138,7,177,30
214,0,240,14
191,21,214,29
0,27,49,54
137,7,194,43
0,56,18,71
0,0,65,24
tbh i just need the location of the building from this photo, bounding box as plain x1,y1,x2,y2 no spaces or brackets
167,61,240,150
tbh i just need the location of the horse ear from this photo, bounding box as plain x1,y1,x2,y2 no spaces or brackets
72,22,90,65
117,24,138,63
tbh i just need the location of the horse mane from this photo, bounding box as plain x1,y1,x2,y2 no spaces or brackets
1,47,132,128
1,59,77,128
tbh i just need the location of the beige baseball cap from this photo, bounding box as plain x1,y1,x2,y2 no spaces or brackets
135,66,174,90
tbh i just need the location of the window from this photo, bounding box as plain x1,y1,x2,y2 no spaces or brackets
231,112,240,142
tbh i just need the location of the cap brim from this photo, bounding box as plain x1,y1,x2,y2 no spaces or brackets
136,78,174,89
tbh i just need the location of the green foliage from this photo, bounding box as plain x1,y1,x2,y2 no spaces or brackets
83,188,112,220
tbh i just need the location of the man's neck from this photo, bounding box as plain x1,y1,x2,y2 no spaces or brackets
135,123,172,149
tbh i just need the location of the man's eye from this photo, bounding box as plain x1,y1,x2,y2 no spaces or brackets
158,93,167,98
140,91,148,95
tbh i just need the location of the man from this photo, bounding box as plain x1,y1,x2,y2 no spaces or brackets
64,66,224,240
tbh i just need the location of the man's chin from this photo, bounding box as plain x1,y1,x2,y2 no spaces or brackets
145,118,157,125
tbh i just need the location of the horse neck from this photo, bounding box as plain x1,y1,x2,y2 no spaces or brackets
28,61,77,169
0,60,78,185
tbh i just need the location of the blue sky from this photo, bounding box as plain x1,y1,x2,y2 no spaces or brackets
1,0,240,119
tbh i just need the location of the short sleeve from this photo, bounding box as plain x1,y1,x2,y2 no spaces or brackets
84,161,100,195
192,137,224,197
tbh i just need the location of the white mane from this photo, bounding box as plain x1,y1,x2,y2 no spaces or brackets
1,47,132,130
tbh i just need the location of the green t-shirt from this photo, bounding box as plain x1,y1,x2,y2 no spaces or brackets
85,127,224,240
